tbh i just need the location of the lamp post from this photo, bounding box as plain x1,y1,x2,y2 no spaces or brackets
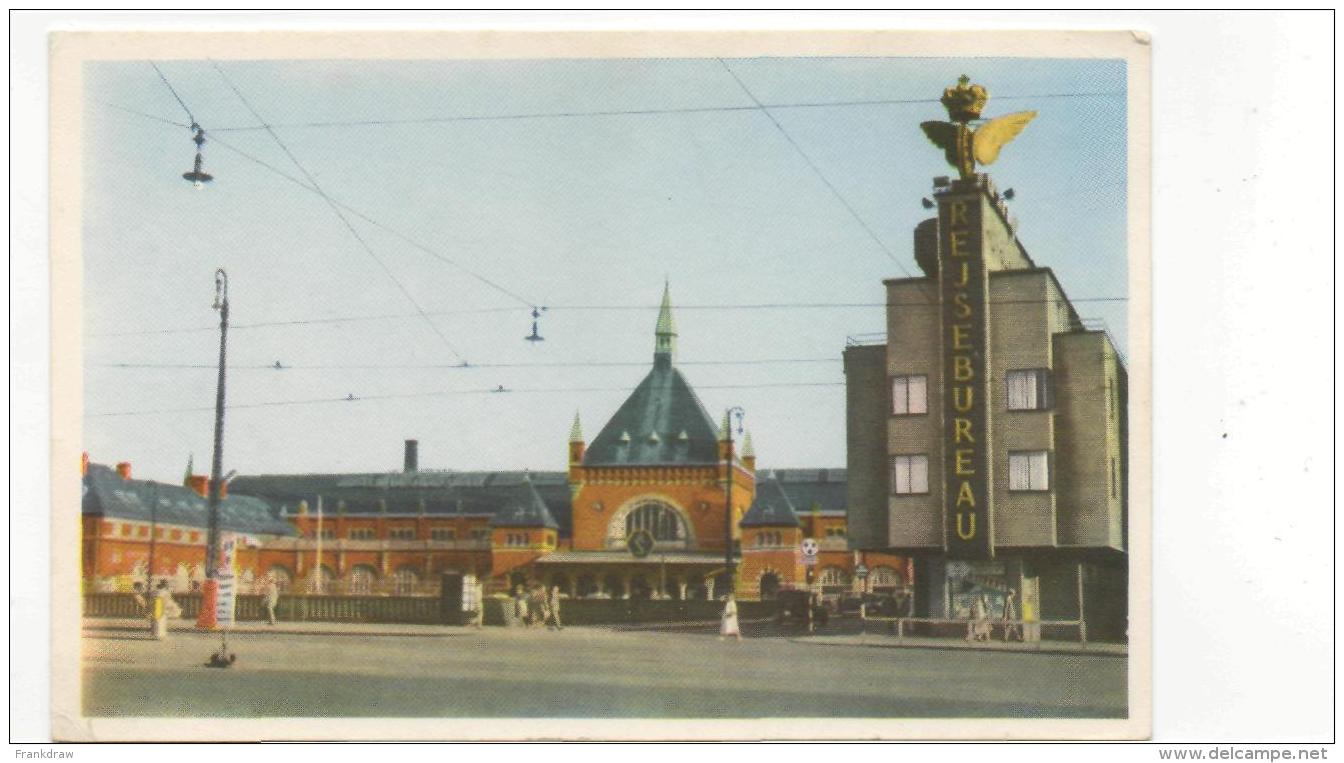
145,481,160,594
197,269,229,630
723,406,745,595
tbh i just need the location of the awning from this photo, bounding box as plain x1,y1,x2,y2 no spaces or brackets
533,550,725,566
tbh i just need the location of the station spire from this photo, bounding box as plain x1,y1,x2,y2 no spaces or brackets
654,280,677,364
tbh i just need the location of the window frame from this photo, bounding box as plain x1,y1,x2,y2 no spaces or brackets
1005,368,1052,412
889,454,931,496
891,374,929,417
1007,450,1052,492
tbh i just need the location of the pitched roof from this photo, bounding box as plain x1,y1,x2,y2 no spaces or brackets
228,470,574,536
771,468,848,515
582,362,721,466
82,463,295,536
490,476,560,529
740,475,801,527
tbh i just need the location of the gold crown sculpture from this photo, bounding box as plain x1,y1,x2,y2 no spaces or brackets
922,75,1036,179
940,75,989,123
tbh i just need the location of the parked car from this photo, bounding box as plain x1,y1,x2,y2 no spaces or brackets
775,590,828,628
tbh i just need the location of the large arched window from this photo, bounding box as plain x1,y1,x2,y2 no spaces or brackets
347,564,378,595
625,501,685,542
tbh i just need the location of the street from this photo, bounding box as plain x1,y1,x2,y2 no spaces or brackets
83,625,1126,718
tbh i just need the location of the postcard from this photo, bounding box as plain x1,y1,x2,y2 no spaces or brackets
50,27,1151,741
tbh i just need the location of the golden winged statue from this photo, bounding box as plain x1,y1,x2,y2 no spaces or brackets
920,75,1036,179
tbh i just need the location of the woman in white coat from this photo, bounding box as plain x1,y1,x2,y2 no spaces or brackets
719,594,741,642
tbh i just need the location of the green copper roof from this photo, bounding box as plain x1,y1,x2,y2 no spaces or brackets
569,410,584,443
654,281,677,359
583,361,720,466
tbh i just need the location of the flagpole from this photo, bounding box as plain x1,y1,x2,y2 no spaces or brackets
314,495,324,594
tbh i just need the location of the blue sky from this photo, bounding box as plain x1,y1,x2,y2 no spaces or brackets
83,56,1127,480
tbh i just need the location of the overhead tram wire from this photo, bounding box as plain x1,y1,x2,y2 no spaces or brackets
194,91,1126,133
203,132,537,309
207,60,470,364
88,380,848,418
94,357,844,371
715,58,929,295
149,61,197,126
87,296,1128,338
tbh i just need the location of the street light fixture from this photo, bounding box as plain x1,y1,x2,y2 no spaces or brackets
182,123,214,189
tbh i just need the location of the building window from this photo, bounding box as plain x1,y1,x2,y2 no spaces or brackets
825,527,846,539
388,527,416,541
625,501,685,542
890,455,929,495
471,529,489,542
347,565,377,595
430,528,455,541
348,528,375,540
137,526,148,538
189,532,200,543
1006,369,1051,411
891,375,928,415
318,529,335,541
1008,451,1051,491
391,567,420,595
121,524,132,537
267,565,292,593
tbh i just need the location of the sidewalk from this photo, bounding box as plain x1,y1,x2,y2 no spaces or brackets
82,617,469,638
790,631,1127,657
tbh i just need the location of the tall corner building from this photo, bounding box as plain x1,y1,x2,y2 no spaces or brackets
844,174,1128,641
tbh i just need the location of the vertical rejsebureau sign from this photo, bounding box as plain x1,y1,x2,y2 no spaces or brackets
938,185,994,559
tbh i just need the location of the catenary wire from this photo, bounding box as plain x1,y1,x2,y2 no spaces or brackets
716,58,913,277
193,91,1125,133
94,357,843,371
88,381,847,418
205,132,538,308
209,60,469,364
87,296,1127,338
149,62,196,126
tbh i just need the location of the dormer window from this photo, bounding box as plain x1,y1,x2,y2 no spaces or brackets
619,431,631,443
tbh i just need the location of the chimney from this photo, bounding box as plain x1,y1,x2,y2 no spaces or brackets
189,475,209,498
81,452,89,476
115,462,132,480
404,439,419,473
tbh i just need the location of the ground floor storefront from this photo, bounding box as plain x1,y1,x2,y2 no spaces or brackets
910,551,1128,642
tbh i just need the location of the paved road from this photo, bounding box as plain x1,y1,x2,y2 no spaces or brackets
83,626,1126,718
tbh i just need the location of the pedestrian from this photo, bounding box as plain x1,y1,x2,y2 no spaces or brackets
132,581,148,618
1003,588,1021,642
719,594,741,642
513,585,529,626
967,596,984,642
547,584,564,630
473,580,485,629
263,575,280,625
530,585,548,628
151,580,177,640
976,594,993,642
